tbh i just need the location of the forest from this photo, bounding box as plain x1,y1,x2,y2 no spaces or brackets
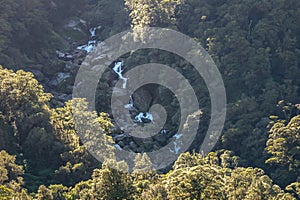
0,0,300,199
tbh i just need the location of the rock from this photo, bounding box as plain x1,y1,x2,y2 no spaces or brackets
65,54,74,61
132,88,153,112
30,70,45,82
113,133,128,142
64,61,74,71
153,134,169,145
117,141,125,147
48,72,71,88
42,61,65,76
101,70,115,82
110,126,123,135
129,141,138,150
73,49,86,59
141,141,154,152
56,72,71,83
123,145,131,151
57,94,72,102
56,50,65,59
112,87,127,97
50,98,65,108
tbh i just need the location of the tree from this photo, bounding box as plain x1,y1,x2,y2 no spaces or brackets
0,150,23,189
286,182,300,199
133,153,155,199
0,66,64,190
0,150,31,199
48,184,70,200
37,185,53,200
0,185,31,200
52,99,115,186
162,152,294,199
265,115,300,185
87,160,134,200
125,0,183,40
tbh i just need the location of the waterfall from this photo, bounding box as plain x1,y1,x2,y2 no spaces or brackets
169,133,183,154
134,112,153,123
113,61,128,89
124,96,134,109
76,26,101,53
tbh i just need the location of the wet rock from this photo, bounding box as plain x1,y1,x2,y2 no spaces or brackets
56,50,65,59
73,49,86,59
48,72,71,88
129,141,138,150
113,133,128,142
117,141,125,148
56,72,71,84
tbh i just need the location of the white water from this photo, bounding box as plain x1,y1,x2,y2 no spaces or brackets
124,96,134,109
76,43,95,53
173,133,183,140
89,26,101,37
169,141,181,154
134,112,154,123
113,61,128,89
89,27,97,37
76,26,101,53
169,133,183,154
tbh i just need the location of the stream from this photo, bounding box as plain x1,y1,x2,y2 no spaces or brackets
53,24,182,154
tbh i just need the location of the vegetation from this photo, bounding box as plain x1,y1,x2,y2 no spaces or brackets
0,0,300,199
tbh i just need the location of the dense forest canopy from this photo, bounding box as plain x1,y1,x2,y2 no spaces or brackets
0,0,300,199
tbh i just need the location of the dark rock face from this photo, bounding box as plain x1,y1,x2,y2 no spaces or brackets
132,88,153,112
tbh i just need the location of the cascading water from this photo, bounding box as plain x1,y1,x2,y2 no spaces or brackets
76,26,101,53
113,61,128,89
169,133,183,154
134,112,153,123
112,61,154,123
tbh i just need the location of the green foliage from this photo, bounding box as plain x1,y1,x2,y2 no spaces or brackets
286,182,300,199
265,115,300,185
0,151,31,199
0,0,300,198
69,160,134,200
133,153,156,199
37,185,53,200
125,0,183,40
48,184,70,200
133,153,154,177
0,150,23,189
51,99,114,186
125,0,183,28
0,185,31,200
163,152,294,199
0,66,65,190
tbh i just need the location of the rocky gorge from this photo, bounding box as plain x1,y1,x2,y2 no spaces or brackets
24,17,203,156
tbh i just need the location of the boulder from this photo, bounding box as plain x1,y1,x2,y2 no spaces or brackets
132,88,153,112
